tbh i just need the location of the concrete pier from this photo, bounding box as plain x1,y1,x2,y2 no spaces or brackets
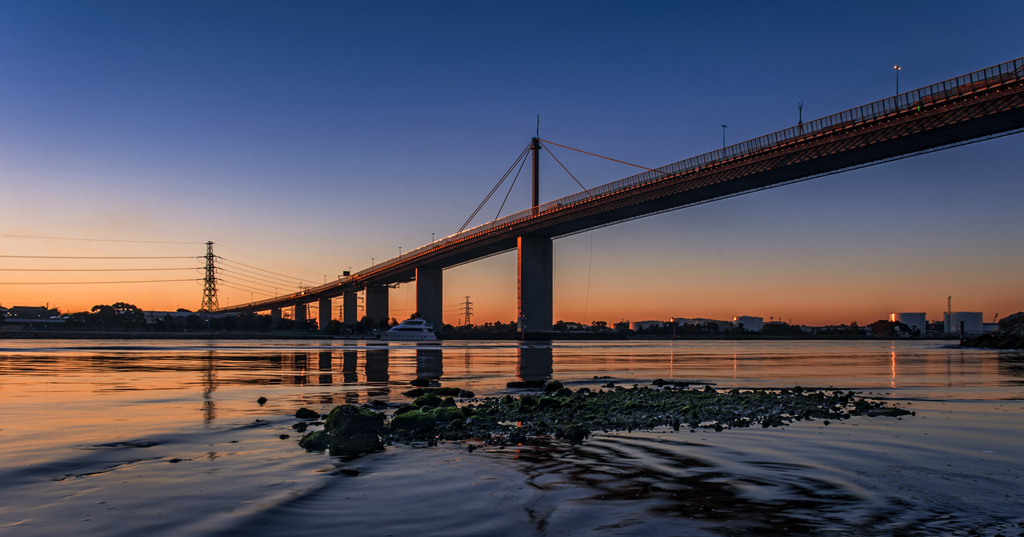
294,303,307,326
517,235,553,335
365,286,389,327
415,267,443,331
342,290,358,326
318,297,332,333
270,308,281,330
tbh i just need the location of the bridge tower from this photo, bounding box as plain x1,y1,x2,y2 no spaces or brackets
200,241,218,312
518,136,553,338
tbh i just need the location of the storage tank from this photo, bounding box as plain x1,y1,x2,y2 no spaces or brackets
889,312,926,334
733,316,763,332
943,312,984,335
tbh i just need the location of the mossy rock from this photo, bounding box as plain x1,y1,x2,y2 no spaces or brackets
537,397,561,409
519,395,538,407
390,410,437,433
295,407,320,420
507,380,545,389
433,406,465,422
395,405,420,416
298,430,329,451
543,380,564,393
458,390,475,398
324,405,385,436
413,394,443,408
410,378,431,387
439,397,457,408
402,388,425,397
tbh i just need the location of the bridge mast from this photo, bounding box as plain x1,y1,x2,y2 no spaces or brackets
531,136,540,208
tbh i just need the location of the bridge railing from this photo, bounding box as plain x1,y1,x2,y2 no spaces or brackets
358,56,1024,279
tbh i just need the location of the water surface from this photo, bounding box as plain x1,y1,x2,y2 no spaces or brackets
1,339,1022,536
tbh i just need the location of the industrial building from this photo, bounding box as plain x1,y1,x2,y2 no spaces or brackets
733,316,764,332
890,313,927,335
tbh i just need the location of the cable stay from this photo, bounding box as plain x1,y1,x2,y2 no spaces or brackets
538,139,655,171
457,141,533,233
540,142,593,198
494,146,531,219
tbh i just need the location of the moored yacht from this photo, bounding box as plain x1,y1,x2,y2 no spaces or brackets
380,318,437,341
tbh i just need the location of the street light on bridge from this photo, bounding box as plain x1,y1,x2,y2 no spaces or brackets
721,125,727,149
894,65,901,94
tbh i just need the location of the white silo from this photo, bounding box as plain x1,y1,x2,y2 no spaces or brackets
890,312,926,334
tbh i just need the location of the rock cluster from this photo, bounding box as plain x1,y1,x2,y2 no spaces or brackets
961,311,1024,349
296,380,913,454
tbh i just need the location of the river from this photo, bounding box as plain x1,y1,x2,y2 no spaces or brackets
1,339,1022,536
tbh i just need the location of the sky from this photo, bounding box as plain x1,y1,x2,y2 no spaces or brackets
1,1,1022,327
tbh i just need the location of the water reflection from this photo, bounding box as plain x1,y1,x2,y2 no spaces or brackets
202,351,216,425
342,350,358,383
517,344,553,381
365,347,389,384
318,351,332,385
416,348,443,380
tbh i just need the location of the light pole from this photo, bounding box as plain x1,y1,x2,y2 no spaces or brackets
398,246,402,257
431,232,435,243
894,65,901,94
721,125,727,149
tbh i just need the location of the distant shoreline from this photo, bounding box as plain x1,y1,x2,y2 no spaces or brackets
0,330,962,342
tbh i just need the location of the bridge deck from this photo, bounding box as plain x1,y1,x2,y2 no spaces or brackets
218,56,1024,314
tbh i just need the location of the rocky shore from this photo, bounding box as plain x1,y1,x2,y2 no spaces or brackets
292,380,914,457
960,311,1024,350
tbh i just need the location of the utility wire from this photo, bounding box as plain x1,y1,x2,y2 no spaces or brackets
1,278,200,285
0,267,197,272
0,255,199,259
215,271,283,292
216,257,308,285
0,234,200,245
215,244,326,280
216,264,302,288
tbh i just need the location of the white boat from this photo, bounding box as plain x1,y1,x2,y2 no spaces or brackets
380,318,437,341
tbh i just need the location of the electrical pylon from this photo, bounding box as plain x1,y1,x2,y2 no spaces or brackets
200,241,218,312
462,296,473,326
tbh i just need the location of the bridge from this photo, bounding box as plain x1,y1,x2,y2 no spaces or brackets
215,56,1024,336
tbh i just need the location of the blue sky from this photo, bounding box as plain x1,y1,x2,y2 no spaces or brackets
1,1,1021,325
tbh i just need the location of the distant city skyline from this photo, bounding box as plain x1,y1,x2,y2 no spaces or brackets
1,2,1021,326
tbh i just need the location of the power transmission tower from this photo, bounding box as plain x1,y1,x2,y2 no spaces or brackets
200,241,218,312
462,296,473,326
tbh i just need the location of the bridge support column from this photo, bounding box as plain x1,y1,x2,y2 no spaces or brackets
517,235,553,337
365,286,389,328
319,297,332,333
294,303,307,327
416,267,443,332
342,290,358,326
271,308,281,330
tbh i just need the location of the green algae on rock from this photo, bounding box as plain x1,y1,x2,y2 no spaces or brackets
299,404,385,456
294,407,320,420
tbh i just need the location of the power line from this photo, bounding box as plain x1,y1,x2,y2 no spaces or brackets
215,244,326,280
0,267,197,272
217,257,309,285
0,278,200,285
0,234,200,245
216,260,304,287
0,255,199,259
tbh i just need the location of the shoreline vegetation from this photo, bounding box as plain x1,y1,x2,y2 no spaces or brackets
291,380,914,457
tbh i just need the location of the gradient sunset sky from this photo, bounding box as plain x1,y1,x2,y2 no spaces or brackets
1,1,1022,326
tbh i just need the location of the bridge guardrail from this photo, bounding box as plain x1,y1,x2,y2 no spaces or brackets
358,56,1024,279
